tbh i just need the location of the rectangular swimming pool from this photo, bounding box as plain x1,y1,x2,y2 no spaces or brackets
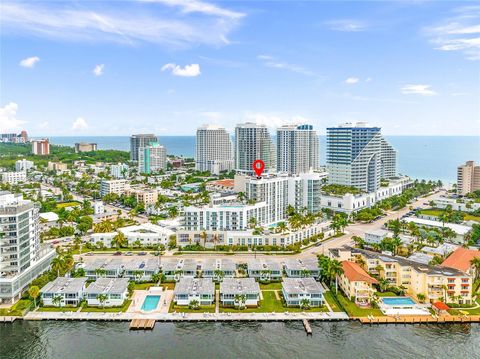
141,295,161,311
381,297,416,306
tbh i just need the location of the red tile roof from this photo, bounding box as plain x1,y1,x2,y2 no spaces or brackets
441,247,480,272
432,302,450,311
341,261,378,284
207,179,235,188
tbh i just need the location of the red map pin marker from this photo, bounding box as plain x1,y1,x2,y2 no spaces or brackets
253,159,265,178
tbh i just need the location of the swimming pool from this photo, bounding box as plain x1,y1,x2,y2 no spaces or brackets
141,295,161,311
381,297,416,306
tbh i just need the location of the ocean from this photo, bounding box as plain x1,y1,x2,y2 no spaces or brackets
48,135,480,184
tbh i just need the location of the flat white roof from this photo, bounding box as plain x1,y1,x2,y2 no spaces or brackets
403,217,471,235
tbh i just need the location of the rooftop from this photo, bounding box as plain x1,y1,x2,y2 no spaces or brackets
282,277,323,295
341,261,378,284
84,278,129,295
441,247,480,272
220,278,260,295
174,277,214,295
41,277,87,294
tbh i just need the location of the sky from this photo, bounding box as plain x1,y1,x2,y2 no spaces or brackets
0,0,479,136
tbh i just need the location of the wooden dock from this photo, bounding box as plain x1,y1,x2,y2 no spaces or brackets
302,319,312,335
357,315,480,325
129,319,156,330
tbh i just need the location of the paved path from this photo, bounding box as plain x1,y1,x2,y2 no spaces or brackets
215,290,220,314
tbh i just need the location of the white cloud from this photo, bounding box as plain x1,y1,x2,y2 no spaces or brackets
1,2,245,48
93,64,105,76
326,20,368,32
424,6,480,60
344,77,359,84
72,117,89,130
19,56,40,68
0,102,27,132
162,63,201,77
257,55,313,76
401,84,437,96
140,0,244,20
38,121,49,129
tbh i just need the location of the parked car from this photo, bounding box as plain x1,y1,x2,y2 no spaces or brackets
113,251,122,256
137,252,147,256
85,252,94,256
125,252,133,256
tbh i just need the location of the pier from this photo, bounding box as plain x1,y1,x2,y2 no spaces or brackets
0,316,17,323
357,315,480,324
302,319,312,335
130,319,156,330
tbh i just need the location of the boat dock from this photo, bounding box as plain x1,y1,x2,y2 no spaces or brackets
357,315,480,324
0,316,17,323
130,319,155,330
302,319,312,335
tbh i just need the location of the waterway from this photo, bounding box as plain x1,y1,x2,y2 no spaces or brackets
1,320,478,359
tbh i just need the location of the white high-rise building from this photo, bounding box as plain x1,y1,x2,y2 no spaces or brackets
235,123,275,173
110,163,129,179
138,143,167,174
277,124,320,174
0,192,56,304
100,179,128,197
15,159,34,172
195,125,233,175
380,138,397,179
130,134,158,161
327,122,384,192
457,161,480,196
0,171,27,184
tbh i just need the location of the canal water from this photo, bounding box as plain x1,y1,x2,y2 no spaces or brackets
1,320,478,358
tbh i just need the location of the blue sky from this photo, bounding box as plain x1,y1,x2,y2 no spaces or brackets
1,0,479,136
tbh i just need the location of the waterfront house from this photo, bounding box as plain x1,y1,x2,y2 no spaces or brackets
41,277,87,307
123,258,159,282
220,278,260,308
284,258,320,279
202,259,236,281
161,260,179,281
182,259,199,278
247,259,282,281
338,261,378,306
173,278,215,306
282,277,324,307
82,259,110,280
85,278,129,307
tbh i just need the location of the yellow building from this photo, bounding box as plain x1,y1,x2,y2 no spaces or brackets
338,261,378,306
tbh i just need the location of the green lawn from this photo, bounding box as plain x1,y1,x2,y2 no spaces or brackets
419,209,480,222
448,297,480,316
334,292,384,317
375,291,399,297
133,282,155,290
80,299,132,312
220,290,328,313
0,299,33,317
259,282,283,290
162,282,175,290
464,214,480,222
37,306,79,312
323,291,343,312
169,302,216,313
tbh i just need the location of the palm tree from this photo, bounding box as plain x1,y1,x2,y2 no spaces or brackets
248,217,257,229
328,260,344,293
352,235,365,249
112,232,126,250
95,268,107,278
63,254,75,273
28,286,40,308
200,231,207,248
133,270,144,282
331,214,347,235
276,221,288,234
189,299,200,310
389,219,402,239
97,294,108,309
417,293,426,303
355,257,367,270
300,269,311,278
300,298,311,310
51,256,65,277
470,257,480,281
234,294,247,309
214,269,225,282
52,295,63,307
378,278,389,293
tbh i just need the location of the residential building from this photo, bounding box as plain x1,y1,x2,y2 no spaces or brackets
282,277,324,307
403,216,471,244
174,277,215,306
234,122,275,173
201,259,236,280
350,247,474,304
0,192,56,304
220,278,260,307
93,201,105,215
247,259,282,281
84,278,129,307
441,247,480,279
31,139,50,155
138,143,167,174
130,134,158,162
195,125,233,175
1,171,27,184
47,162,68,172
380,138,397,179
41,277,87,307
276,124,320,174
100,179,128,197
338,261,378,305
123,259,160,282
110,163,129,179
364,229,393,245
15,159,34,172
125,188,158,205
327,122,397,192
75,143,97,153
457,161,480,196
284,258,320,279
434,197,480,212
177,221,329,248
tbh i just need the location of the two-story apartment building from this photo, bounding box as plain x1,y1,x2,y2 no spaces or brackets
41,277,87,307
173,278,215,306
282,277,324,307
